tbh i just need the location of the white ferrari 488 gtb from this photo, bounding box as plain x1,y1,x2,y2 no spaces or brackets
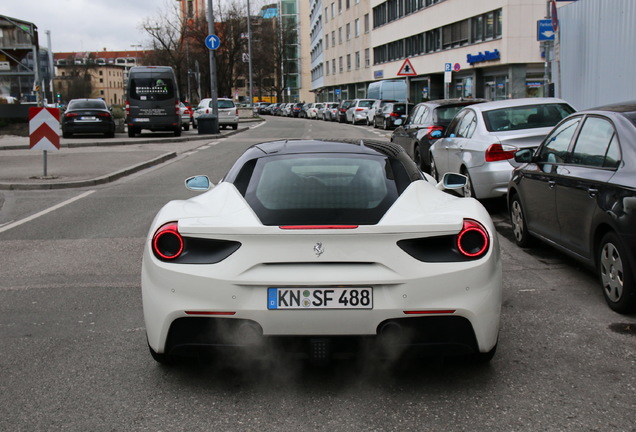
142,139,502,365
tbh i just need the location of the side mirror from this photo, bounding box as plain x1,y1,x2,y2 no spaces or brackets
514,148,533,164
394,119,403,126
185,175,212,191
430,130,443,139
436,172,467,190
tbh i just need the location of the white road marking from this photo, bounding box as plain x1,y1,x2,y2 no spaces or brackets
0,190,96,234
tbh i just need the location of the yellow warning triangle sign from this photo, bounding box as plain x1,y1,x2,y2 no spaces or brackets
397,58,417,76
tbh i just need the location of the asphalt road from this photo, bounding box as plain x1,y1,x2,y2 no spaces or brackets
0,116,634,432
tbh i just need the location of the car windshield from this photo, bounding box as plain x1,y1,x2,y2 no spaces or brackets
68,100,107,110
243,154,401,225
483,103,575,132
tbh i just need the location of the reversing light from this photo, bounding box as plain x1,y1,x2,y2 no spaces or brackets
485,143,517,162
152,222,184,260
456,219,489,258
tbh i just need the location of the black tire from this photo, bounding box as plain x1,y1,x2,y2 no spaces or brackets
127,127,136,138
509,193,534,247
598,232,636,313
183,123,190,131
148,341,178,365
429,153,438,181
174,126,182,137
461,168,476,199
232,124,238,130
413,145,424,171
192,119,198,129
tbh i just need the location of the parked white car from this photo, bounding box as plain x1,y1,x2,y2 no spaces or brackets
193,98,239,130
345,99,375,124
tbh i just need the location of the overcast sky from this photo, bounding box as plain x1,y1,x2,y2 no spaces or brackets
2,0,173,53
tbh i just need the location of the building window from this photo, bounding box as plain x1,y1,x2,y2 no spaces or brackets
365,48,370,67
326,35,329,48
347,54,351,70
355,18,360,37
338,27,342,44
326,60,330,75
355,51,361,69
331,3,335,19
325,7,328,22
333,58,337,75
332,31,336,46
364,14,369,33
346,23,351,40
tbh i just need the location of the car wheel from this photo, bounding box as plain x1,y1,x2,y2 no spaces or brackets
461,168,475,198
373,118,377,128
509,193,534,247
598,232,636,313
383,119,388,130
192,119,198,129
174,126,182,137
127,127,136,138
413,145,424,170
429,153,438,181
183,123,190,131
232,124,238,130
366,118,370,126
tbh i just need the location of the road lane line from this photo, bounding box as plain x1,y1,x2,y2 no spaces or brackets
0,190,96,234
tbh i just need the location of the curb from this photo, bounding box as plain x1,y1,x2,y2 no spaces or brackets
0,151,177,190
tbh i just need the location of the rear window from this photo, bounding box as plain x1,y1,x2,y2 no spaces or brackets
484,103,575,132
68,100,107,110
435,105,468,122
130,77,175,101
218,100,235,109
243,154,401,225
358,100,374,108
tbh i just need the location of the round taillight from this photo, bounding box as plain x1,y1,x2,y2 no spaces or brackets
152,222,184,260
456,219,489,258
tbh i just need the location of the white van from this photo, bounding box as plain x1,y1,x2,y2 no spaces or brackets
367,80,407,102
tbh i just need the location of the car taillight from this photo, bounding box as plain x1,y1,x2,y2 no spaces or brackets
64,112,79,118
389,112,399,117
355,108,364,111
456,219,489,258
97,112,111,118
485,143,517,162
175,100,180,116
425,126,444,139
152,222,184,260
235,108,239,115
125,100,130,116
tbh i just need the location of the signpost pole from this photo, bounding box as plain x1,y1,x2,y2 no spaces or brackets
206,0,219,120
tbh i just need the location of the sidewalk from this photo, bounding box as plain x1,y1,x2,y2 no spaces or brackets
0,118,261,190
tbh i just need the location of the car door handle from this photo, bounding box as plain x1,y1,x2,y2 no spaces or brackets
588,187,599,197
548,180,556,189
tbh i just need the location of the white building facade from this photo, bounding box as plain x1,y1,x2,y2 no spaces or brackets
314,0,555,103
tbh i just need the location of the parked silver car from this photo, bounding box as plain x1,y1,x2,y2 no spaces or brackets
345,99,375,124
429,98,576,199
193,98,239,130
365,99,396,126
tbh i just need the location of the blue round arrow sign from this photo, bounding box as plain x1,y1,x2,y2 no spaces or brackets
205,34,221,50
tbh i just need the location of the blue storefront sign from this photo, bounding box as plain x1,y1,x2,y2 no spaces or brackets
466,49,500,66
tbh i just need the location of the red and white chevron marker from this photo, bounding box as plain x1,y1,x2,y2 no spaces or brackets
29,107,60,151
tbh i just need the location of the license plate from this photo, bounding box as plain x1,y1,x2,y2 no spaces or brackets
267,287,373,310
134,118,150,122
79,116,97,121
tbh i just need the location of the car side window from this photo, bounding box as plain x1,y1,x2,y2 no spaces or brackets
571,116,620,168
446,111,466,137
455,110,477,138
414,106,428,125
537,117,581,165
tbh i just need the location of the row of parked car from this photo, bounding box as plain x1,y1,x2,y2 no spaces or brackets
384,95,636,315
255,99,418,130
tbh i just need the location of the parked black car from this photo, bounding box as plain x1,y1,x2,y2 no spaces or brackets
508,101,636,313
292,102,304,117
374,102,414,130
61,98,116,138
338,100,353,123
391,98,488,172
